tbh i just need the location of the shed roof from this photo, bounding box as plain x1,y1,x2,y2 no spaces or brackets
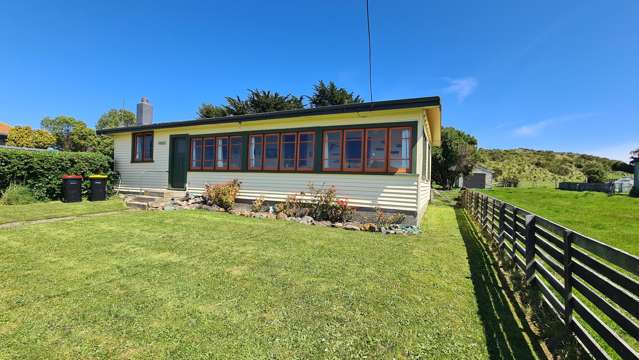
0,122,11,135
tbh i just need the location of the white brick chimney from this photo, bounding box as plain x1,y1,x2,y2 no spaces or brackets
136,97,153,126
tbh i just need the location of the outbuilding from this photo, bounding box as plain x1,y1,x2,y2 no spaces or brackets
457,165,494,189
97,96,442,223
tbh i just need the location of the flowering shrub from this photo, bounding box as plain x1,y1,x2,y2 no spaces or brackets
327,198,355,223
250,196,265,212
275,194,308,217
307,183,355,222
374,208,406,227
203,179,240,211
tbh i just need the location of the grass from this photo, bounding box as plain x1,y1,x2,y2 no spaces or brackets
0,197,539,359
479,187,639,255
0,198,127,225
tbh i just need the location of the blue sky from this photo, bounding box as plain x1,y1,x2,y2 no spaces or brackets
1,1,637,161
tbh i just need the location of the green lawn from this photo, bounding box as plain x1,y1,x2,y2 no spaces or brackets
0,199,127,225
0,198,538,359
479,188,639,255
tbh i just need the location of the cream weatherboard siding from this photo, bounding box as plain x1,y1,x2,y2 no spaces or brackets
112,109,434,217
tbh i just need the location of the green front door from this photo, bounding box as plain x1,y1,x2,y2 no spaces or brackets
169,135,188,189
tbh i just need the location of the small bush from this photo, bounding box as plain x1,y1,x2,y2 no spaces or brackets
275,194,308,217
203,179,240,211
374,208,406,227
0,183,38,205
250,196,265,212
306,183,355,222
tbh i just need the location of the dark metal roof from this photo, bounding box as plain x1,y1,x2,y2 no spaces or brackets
97,96,440,135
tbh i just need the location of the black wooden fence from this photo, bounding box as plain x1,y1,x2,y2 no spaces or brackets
461,189,639,359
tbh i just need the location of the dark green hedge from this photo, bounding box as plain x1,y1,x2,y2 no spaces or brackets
0,148,118,200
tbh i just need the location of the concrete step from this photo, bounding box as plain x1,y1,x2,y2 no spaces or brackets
129,195,162,203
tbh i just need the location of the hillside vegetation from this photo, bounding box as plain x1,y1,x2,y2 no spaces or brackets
479,148,633,187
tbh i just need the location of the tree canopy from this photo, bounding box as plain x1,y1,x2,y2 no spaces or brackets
96,109,136,130
6,126,56,149
40,115,84,150
309,80,364,107
39,115,112,155
431,127,479,189
582,161,607,183
197,81,362,119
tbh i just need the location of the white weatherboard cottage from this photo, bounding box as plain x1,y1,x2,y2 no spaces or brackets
98,97,442,223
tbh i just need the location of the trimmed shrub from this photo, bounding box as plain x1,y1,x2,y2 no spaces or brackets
250,196,265,212
0,183,38,205
203,179,241,211
0,148,117,200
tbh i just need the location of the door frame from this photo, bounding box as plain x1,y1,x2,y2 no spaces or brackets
168,134,189,190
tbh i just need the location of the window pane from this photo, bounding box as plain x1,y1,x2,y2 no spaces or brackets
229,136,242,170
280,133,296,170
297,132,314,170
191,138,202,169
366,129,386,171
203,138,215,169
216,137,228,169
143,134,153,160
264,134,279,170
322,131,341,170
249,135,263,169
389,128,411,172
343,130,363,171
134,135,143,161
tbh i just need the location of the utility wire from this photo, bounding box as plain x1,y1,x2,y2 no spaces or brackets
365,0,373,103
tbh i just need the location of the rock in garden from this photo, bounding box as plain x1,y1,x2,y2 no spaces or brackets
300,216,314,225
343,222,360,231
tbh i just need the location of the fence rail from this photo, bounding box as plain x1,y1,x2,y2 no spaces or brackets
461,189,639,359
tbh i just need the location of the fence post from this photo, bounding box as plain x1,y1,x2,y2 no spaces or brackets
511,208,518,263
563,230,574,326
498,203,506,249
525,214,536,284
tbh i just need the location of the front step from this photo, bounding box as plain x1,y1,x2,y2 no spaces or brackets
126,201,150,210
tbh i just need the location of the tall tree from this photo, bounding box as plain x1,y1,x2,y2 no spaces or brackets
245,89,303,113
197,104,228,119
6,126,56,149
96,109,136,130
309,80,364,107
432,127,479,189
40,115,84,150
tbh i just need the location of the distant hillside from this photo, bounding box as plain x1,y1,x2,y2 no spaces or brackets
479,148,633,187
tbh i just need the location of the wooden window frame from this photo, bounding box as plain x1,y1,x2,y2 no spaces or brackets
322,130,342,171
388,127,412,174
229,135,242,171
364,128,388,173
215,136,229,170
263,133,280,171
248,134,264,170
202,136,215,170
296,131,315,172
132,132,154,162
189,137,203,170
280,132,297,171
342,129,364,172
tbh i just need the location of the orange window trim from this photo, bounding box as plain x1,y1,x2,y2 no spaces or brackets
388,127,412,173
215,136,229,170
189,137,203,171
280,132,297,170
248,134,263,170
322,130,342,171
342,129,364,172
202,136,215,170
229,135,242,170
263,133,279,171
364,128,387,173
296,131,315,171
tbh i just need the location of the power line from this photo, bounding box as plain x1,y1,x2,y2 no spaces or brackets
365,0,373,103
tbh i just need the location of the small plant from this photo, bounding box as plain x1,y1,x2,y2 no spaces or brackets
0,183,38,205
327,198,355,223
203,179,241,211
251,196,265,212
305,183,355,222
374,208,406,227
275,194,308,217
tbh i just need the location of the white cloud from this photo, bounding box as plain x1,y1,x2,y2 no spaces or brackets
513,113,594,137
443,77,478,103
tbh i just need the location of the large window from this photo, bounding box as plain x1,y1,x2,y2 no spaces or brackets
247,132,316,171
186,125,411,174
190,135,243,171
132,132,153,162
321,126,412,173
